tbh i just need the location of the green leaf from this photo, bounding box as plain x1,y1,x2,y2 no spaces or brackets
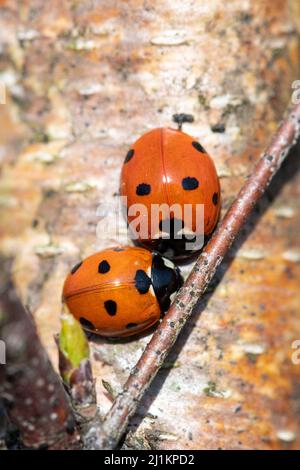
59,310,89,381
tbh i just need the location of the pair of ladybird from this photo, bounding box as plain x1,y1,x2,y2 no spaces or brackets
63,115,221,337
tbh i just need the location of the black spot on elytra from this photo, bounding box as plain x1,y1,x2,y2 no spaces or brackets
182,177,199,191
151,253,183,311
135,269,151,294
71,261,82,274
79,317,95,330
126,323,138,329
212,192,219,205
136,183,151,196
104,300,117,316
98,260,110,274
192,141,206,153
124,149,134,163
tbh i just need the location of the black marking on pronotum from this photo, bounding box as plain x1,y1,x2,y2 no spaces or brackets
71,261,82,274
212,192,219,206
124,149,134,163
126,323,138,329
79,317,96,330
98,260,110,274
192,141,206,153
104,300,117,316
182,177,199,191
136,183,151,196
151,253,183,311
135,270,151,294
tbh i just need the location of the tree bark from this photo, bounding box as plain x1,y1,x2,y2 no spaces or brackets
0,0,300,449
0,258,80,449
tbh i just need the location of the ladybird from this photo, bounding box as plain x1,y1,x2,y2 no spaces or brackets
120,122,221,258
62,246,182,337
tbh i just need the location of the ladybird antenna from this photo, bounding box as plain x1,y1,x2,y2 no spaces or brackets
172,113,194,131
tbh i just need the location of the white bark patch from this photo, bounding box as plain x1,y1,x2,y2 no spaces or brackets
273,206,295,219
35,244,65,258
64,181,95,193
240,343,266,355
17,29,39,41
210,94,244,110
71,38,96,51
78,83,103,96
237,248,267,260
0,69,18,88
90,19,118,36
150,30,188,46
282,250,300,263
217,165,233,178
157,433,178,441
276,430,296,442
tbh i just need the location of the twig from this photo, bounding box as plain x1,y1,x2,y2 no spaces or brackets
0,258,81,449
98,102,300,449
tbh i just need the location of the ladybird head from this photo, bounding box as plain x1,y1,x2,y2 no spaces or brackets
151,252,183,311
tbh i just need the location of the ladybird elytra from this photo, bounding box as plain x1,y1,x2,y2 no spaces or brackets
120,127,221,258
62,246,182,337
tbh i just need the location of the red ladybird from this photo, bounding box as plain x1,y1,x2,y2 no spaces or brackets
120,119,221,258
62,246,182,337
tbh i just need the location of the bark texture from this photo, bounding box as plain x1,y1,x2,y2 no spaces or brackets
0,0,300,449
0,259,80,449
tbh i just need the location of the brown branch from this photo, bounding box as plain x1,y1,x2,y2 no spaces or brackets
97,102,300,449
0,258,81,450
